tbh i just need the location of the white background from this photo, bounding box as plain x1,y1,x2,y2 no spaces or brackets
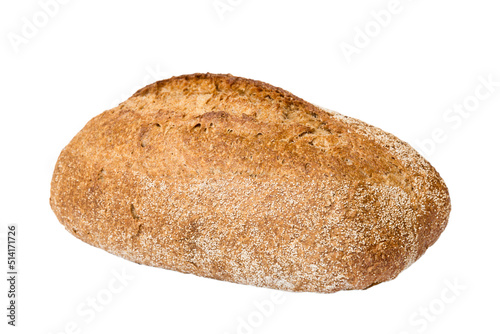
1,0,499,333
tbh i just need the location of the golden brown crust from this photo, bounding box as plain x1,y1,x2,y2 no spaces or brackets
50,73,451,293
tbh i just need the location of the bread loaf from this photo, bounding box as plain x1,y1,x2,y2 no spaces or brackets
50,73,451,293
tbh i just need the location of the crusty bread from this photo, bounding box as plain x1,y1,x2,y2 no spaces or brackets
50,73,451,293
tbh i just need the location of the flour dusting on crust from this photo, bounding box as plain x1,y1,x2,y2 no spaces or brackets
50,73,451,293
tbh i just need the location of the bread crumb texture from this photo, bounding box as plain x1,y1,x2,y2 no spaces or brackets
50,73,451,293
